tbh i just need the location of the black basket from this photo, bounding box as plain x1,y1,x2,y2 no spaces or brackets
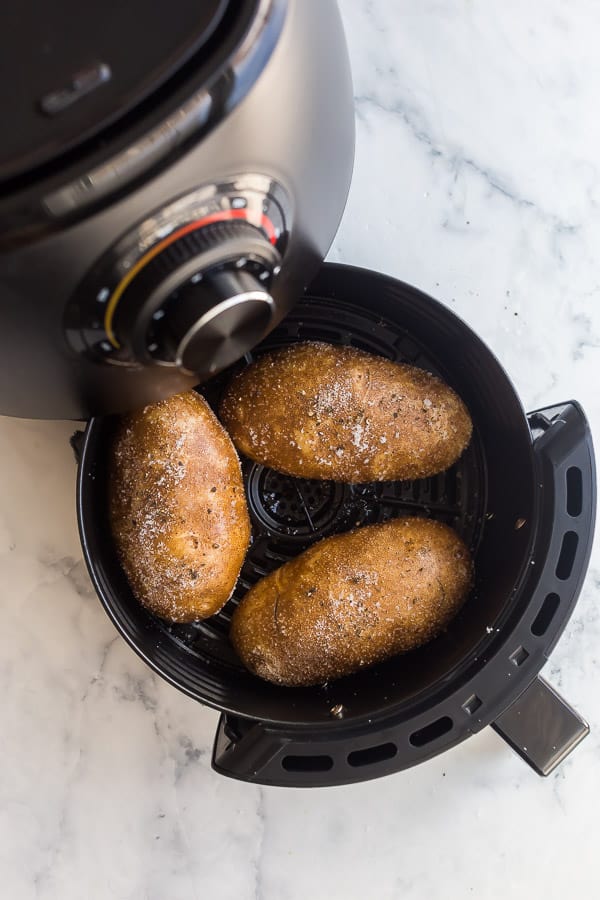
76,264,595,786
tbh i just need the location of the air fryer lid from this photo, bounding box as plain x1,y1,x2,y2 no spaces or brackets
0,0,232,183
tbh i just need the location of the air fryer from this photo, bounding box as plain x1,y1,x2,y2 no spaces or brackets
0,0,354,417
76,265,595,786
0,1,595,786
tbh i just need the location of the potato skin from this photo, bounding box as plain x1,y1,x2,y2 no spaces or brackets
230,517,472,686
110,391,251,623
219,342,472,482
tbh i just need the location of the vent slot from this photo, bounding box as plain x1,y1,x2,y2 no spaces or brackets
556,531,579,581
347,742,397,768
409,716,453,747
566,467,583,517
531,593,561,637
281,754,333,773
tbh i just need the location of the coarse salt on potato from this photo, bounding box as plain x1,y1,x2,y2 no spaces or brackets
110,391,250,623
231,516,472,686
219,342,472,482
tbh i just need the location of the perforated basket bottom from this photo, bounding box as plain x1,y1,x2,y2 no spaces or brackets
160,296,486,670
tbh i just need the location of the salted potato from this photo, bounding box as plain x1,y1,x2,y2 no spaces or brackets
219,342,472,482
110,391,251,623
230,517,472,686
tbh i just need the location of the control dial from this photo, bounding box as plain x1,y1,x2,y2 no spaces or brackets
112,220,281,375
153,268,273,376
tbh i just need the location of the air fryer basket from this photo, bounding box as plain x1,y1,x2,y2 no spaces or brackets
77,264,595,786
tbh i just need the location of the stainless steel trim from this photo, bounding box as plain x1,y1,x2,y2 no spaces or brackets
43,0,288,218
176,290,274,373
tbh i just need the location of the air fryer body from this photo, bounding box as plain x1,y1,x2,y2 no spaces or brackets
0,0,354,418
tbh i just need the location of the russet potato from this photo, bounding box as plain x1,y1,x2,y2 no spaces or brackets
230,517,472,686
110,391,251,623
219,342,472,483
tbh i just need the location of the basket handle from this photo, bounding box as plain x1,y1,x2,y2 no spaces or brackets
491,675,589,775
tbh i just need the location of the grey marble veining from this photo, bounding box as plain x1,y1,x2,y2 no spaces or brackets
1,2,599,897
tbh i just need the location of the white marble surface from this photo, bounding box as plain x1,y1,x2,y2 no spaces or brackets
1,1,600,897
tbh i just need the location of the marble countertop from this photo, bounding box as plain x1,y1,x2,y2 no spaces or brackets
1,1,599,897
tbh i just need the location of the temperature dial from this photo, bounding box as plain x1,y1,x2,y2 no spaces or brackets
64,176,290,378
112,219,280,375
151,269,273,375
